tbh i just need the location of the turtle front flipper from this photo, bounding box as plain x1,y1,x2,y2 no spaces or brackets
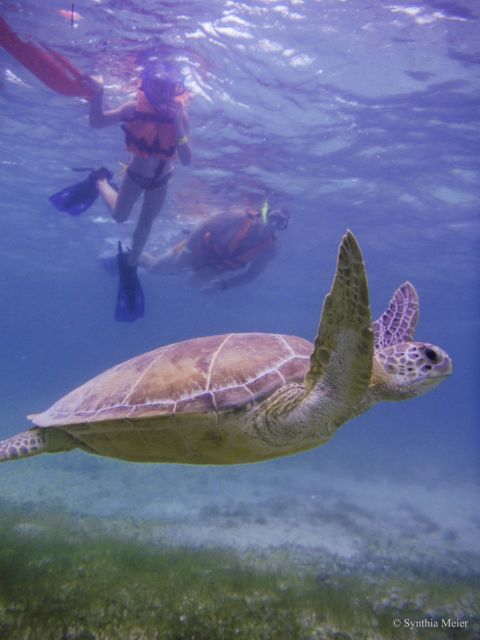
305,231,373,408
0,427,76,463
372,282,419,349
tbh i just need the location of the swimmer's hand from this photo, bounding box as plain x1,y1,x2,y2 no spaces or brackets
171,101,186,126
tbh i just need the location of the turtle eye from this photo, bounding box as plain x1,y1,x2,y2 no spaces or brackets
424,348,439,363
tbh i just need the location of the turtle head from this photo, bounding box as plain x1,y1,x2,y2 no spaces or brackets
370,341,452,401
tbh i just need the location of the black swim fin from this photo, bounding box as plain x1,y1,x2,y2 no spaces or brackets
49,167,112,215
115,242,145,322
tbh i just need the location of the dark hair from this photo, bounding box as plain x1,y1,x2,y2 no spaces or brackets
141,69,185,103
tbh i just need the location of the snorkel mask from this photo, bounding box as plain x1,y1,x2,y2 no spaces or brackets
262,201,290,230
141,68,185,108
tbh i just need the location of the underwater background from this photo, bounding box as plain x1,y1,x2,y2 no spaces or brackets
0,0,479,638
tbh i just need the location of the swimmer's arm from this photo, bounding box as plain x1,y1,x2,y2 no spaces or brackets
84,77,136,128
138,243,187,275
211,249,275,291
89,98,136,128
173,105,192,166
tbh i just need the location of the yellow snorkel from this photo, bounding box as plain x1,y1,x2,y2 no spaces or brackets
261,200,269,224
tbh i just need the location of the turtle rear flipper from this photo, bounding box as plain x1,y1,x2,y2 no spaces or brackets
0,427,77,463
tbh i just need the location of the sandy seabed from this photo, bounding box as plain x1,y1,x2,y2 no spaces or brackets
1,453,479,639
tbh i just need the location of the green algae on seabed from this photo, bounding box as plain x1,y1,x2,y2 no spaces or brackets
0,503,479,640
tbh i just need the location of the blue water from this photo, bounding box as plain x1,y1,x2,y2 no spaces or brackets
0,0,479,635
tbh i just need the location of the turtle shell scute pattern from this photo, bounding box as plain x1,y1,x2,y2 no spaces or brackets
30,333,313,427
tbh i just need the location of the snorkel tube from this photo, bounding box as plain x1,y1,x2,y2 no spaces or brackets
261,200,269,224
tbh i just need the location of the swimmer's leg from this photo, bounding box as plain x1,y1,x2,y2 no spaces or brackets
97,172,142,222
130,180,169,264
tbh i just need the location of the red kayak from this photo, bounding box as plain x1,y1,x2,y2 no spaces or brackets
0,16,93,99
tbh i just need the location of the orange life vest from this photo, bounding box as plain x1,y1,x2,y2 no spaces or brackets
203,210,275,272
121,90,177,159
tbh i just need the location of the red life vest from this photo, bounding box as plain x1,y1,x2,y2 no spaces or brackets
121,90,177,159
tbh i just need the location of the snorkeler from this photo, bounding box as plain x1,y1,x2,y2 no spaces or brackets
137,204,290,291
85,69,191,320
0,16,191,320
85,70,191,260
50,68,192,321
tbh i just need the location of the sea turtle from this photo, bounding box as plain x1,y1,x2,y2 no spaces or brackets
0,232,451,465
